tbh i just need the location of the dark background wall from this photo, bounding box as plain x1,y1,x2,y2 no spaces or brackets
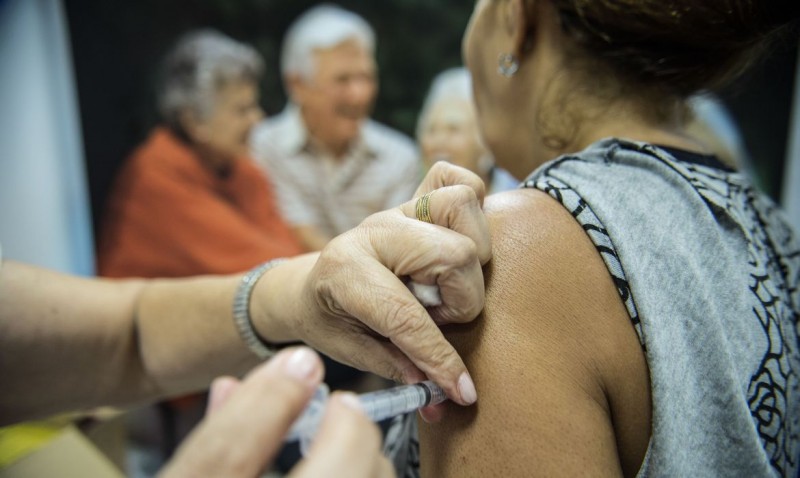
719,42,798,194
64,0,798,238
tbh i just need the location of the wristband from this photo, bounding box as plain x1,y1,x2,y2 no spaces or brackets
232,258,287,360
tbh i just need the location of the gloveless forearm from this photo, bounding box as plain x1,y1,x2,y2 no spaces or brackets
0,262,280,425
0,262,151,424
133,274,261,396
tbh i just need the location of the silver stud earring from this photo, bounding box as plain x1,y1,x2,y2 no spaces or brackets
497,53,519,77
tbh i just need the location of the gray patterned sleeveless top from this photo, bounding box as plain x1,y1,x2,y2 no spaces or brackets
386,138,800,477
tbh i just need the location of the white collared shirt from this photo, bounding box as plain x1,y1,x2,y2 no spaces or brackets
251,106,421,237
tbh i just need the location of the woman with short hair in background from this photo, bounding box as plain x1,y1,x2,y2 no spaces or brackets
98,29,303,280
417,67,517,194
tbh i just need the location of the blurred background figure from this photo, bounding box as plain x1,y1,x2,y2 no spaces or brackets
250,3,420,253
685,93,759,186
98,29,303,278
417,67,517,194
96,29,304,477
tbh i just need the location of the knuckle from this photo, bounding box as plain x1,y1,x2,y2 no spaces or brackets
359,210,386,229
453,300,483,323
451,183,479,205
450,173,485,200
312,247,358,317
422,341,458,372
429,160,451,178
450,186,480,223
311,274,340,318
386,300,429,339
321,232,362,264
437,273,485,323
445,237,478,267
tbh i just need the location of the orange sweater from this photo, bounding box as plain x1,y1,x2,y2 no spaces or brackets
98,127,304,278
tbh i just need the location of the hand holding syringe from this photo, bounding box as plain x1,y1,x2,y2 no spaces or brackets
286,380,448,454
286,282,448,454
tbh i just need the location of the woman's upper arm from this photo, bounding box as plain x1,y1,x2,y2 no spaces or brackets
419,189,651,477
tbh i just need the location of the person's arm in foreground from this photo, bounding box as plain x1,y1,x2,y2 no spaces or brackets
419,189,652,477
161,347,393,478
0,162,489,426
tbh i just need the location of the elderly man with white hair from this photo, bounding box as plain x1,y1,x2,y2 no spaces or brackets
251,4,420,252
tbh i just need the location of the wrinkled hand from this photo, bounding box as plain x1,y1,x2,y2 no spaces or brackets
298,162,491,410
160,347,393,478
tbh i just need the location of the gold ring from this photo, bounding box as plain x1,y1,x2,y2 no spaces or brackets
415,191,435,223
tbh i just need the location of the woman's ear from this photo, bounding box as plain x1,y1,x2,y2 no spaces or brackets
505,0,536,58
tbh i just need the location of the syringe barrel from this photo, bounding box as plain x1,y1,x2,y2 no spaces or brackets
359,381,447,422
285,381,448,447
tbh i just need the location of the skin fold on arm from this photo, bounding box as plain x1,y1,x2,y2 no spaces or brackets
420,188,652,477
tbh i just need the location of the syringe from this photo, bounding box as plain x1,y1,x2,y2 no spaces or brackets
358,380,448,422
285,381,447,453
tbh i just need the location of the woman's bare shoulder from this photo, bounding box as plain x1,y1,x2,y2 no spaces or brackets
419,188,650,477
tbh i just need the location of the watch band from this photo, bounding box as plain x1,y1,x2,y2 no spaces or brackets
232,258,288,360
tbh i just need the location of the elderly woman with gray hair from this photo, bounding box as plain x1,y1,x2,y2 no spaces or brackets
98,29,304,280
96,29,306,473
417,67,517,195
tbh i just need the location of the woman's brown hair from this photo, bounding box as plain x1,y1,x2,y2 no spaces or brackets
550,0,800,96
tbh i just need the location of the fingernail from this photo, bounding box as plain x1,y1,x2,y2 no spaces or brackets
283,347,318,384
458,372,478,405
336,392,364,413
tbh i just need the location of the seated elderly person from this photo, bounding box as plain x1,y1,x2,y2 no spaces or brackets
417,67,517,194
251,4,420,252
97,29,304,473
98,29,304,279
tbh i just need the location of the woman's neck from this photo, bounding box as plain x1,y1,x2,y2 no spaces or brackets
568,114,710,158
502,98,709,176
